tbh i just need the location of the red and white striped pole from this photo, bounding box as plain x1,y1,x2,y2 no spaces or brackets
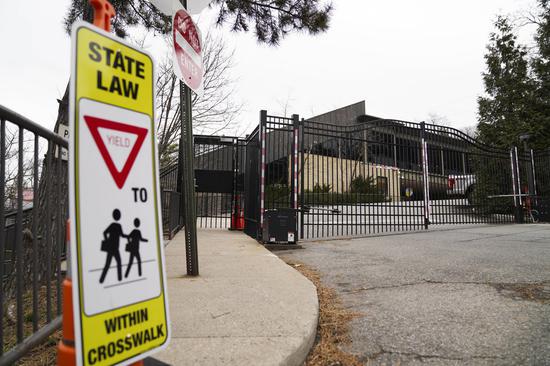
259,110,267,231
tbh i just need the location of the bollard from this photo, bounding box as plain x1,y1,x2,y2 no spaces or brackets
57,221,76,366
231,195,245,230
57,1,149,365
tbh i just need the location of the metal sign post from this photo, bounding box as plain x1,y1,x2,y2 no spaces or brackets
173,1,200,276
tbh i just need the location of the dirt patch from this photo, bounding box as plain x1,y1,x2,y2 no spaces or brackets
3,283,62,365
492,282,550,303
286,260,362,366
16,332,61,366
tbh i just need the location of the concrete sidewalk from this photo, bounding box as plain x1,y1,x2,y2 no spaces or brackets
153,229,318,366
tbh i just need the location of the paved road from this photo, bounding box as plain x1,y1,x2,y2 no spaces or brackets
279,224,550,365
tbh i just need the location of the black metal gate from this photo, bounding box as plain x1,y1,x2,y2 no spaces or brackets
299,118,428,239
162,111,550,243
296,118,539,239
529,149,550,221
423,123,519,226
194,135,243,229
243,127,260,238
237,112,550,241
160,135,245,236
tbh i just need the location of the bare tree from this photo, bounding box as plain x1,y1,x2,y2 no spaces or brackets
426,113,452,127
156,31,242,167
461,125,477,139
276,92,295,118
3,125,41,211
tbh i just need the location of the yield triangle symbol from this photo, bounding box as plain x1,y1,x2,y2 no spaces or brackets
84,115,148,189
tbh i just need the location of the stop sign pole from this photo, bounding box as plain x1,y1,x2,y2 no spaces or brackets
176,0,199,276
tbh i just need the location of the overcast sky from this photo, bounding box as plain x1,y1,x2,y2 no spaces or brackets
0,0,538,135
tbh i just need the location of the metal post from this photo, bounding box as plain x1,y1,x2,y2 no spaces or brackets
0,119,5,355
510,147,523,223
530,149,537,197
259,111,267,239
393,134,398,167
16,127,24,343
231,138,237,230
420,122,430,229
521,140,536,197
32,135,39,332
291,115,299,210
519,134,537,212
291,114,299,240
178,0,198,276
176,105,184,217
299,118,305,239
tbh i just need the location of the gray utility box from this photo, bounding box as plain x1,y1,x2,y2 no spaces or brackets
262,209,297,244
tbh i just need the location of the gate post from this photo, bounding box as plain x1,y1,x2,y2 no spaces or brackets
510,147,524,223
420,122,430,229
259,110,267,238
520,134,537,198
291,114,300,239
299,118,305,239
530,149,537,197
231,137,239,230
529,149,539,213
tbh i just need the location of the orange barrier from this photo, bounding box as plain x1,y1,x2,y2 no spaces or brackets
57,221,76,366
231,195,245,230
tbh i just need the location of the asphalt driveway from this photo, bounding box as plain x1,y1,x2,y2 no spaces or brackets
279,224,550,365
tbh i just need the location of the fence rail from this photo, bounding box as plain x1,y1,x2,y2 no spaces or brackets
0,104,68,364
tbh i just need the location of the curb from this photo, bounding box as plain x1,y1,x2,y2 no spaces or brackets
271,253,319,366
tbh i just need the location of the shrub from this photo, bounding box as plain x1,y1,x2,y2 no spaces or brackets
350,175,379,194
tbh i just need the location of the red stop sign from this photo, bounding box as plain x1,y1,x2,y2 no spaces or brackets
172,9,203,92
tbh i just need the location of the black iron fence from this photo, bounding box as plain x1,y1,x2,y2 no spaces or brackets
528,149,550,222
298,118,427,238
243,127,261,238
159,164,182,239
240,111,550,241
0,104,67,364
156,110,550,243
194,135,243,229
160,135,247,236
423,123,520,226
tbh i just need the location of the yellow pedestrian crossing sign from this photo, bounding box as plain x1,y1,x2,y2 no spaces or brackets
68,21,170,366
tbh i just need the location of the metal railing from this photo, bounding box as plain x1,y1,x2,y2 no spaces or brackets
160,164,183,239
0,104,68,364
161,190,182,239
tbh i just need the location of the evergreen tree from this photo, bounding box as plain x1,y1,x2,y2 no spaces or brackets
212,0,332,44
64,0,332,44
477,16,536,149
531,0,550,149
64,0,171,37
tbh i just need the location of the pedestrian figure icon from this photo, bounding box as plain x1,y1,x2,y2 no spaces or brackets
125,218,148,278
99,209,127,284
